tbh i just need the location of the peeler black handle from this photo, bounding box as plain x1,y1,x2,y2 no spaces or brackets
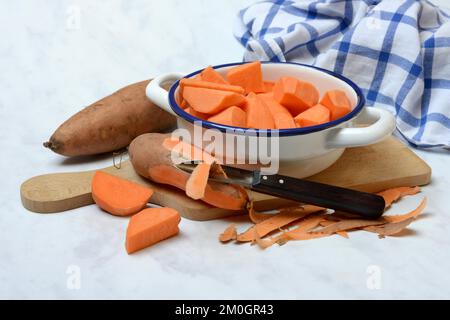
250,173,386,219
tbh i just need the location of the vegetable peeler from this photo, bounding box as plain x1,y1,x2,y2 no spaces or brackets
176,162,386,219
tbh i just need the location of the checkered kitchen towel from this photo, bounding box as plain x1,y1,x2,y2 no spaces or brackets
234,0,450,148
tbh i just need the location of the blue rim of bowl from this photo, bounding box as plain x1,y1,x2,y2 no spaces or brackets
168,61,366,137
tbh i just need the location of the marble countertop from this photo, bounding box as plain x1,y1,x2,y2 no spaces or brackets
1,0,450,299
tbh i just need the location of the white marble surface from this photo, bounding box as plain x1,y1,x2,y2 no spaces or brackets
1,0,450,299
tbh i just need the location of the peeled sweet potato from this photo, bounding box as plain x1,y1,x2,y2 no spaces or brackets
128,133,248,211
44,80,176,157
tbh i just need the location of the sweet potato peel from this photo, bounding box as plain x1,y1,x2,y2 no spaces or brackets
378,186,421,208
382,197,427,223
248,201,273,224
185,162,211,200
219,186,426,248
237,205,324,242
364,218,416,238
219,224,237,242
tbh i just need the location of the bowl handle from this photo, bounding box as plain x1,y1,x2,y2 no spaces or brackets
146,72,184,116
326,107,396,149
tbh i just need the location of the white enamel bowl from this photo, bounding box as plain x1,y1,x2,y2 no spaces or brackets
146,62,396,178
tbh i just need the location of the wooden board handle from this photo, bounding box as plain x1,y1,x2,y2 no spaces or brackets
21,170,96,213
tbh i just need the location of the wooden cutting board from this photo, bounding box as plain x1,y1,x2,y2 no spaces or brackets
21,136,431,220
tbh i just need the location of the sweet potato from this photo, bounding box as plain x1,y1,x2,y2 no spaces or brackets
126,207,181,254
294,104,330,127
226,61,265,94
182,87,246,114
44,80,176,156
207,106,247,127
258,93,296,129
180,78,245,94
200,66,229,84
245,93,275,129
320,90,352,121
128,133,247,211
273,76,319,115
92,171,153,216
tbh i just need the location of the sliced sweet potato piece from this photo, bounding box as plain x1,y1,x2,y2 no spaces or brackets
200,66,229,84
92,171,153,216
180,78,244,94
125,207,180,254
258,93,296,129
226,61,265,94
207,106,247,127
273,76,319,115
184,107,208,120
244,93,275,129
320,90,352,121
263,81,275,92
294,104,330,127
183,87,246,114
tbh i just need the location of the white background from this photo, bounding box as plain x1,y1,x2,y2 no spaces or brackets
1,0,450,299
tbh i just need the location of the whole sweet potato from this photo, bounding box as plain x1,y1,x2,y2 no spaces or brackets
44,80,176,156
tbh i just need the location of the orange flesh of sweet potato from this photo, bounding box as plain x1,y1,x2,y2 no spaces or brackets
207,106,247,127
273,76,319,115
91,171,153,216
185,162,211,200
226,61,265,94
200,66,229,84
294,104,331,127
263,81,275,92
162,137,217,164
128,134,247,211
320,90,352,121
183,87,246,114
180,78,244,94
125,207,180,254
245,93,275,129
184,107,209,120
258,93,296,129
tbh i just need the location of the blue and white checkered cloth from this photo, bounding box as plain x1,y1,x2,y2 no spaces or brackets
234,0,450,149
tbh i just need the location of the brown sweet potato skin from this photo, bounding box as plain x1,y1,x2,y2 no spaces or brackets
44,80,176,156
